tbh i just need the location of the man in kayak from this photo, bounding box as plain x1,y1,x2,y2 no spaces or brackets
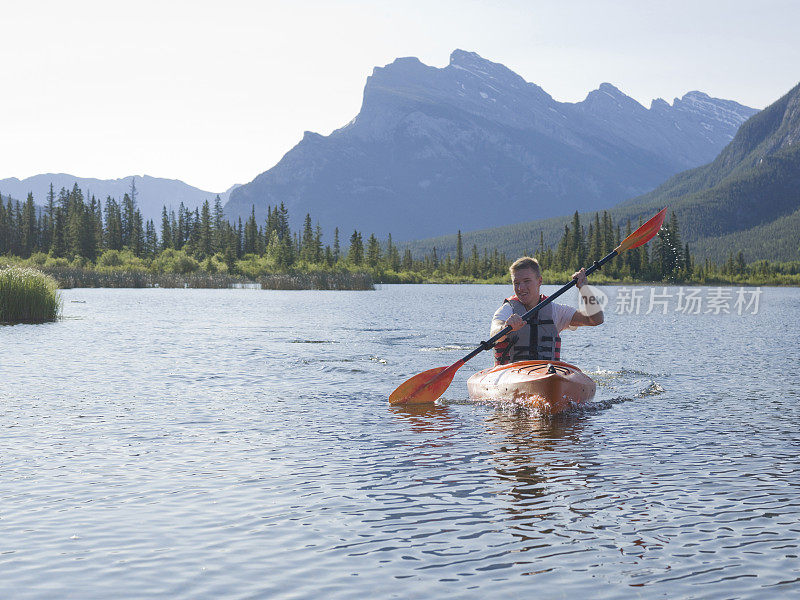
491,257,603,365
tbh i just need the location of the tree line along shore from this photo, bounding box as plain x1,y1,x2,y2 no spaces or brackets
1,182,799,289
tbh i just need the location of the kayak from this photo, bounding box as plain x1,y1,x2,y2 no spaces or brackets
466,360,596,414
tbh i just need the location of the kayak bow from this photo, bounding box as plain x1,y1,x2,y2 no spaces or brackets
466,360,595,414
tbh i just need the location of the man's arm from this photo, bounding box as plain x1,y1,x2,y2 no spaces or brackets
491,314,524,341
570,306,604,327
569,268,604,327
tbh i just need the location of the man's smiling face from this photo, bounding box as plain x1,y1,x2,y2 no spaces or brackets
511,267,542,309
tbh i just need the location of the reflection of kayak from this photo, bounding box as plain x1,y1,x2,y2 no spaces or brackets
466,360,596,414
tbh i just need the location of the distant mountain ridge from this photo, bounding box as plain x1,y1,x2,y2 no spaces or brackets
406,80,800,263
0,174,239,224
225,49,756,241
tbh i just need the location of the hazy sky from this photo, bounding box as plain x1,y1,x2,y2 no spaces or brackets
2,0,798,192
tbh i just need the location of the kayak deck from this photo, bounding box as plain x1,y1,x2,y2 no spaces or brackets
466,360,596,414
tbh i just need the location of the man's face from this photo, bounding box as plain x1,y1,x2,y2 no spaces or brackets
511,267,542,307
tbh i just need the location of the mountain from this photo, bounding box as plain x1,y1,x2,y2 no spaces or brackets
406,81,800,263
0,174,239,224
225,49,756,241
610,79,800,261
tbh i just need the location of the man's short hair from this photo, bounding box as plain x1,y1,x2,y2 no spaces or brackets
509,257,541,277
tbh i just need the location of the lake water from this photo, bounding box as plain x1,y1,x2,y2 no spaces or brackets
2,284,799,599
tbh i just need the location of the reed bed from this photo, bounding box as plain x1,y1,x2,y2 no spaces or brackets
43,268,253,289
39,267,373,290
0,266,62,324
259,272,374,290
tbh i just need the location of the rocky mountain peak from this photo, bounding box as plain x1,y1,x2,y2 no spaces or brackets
224,50,756,241
672,91,755,129
580,83,647,114
447,49,528,91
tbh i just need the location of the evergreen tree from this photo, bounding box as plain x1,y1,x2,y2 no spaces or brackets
199,200,212,258
277,203,290,240
554,224,571,270
456,230,463,271
470,244,480,277
104,196,122,250
42,183,56,253
684,243,693,278
333,228,340,263
7,200,21,255
11,200,23,255
244,206,259,255
121,192,136,248
402,248,413,271
591,213,602,260
20,193,38,257
91,196,104,254
129,177,138,209
265,205,276,240
569,211,586,269
131,210,145,257
314,224,323,263
735,251,746,275
213,195,225,254
0,197,8,255
602,211,614,255
348,230,363,265
188,208,201,253
386,233,400,271
366,233,381,267
176,203,187,250
300,213,314,262
224,223,239,272
145,219,158,258
161,207,172,250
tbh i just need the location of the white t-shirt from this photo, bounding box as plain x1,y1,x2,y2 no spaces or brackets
493,301,577,333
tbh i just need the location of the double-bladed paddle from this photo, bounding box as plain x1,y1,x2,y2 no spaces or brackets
388,207,668,405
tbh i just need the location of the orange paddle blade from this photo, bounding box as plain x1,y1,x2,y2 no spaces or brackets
616,207,668,253
389,361,463,405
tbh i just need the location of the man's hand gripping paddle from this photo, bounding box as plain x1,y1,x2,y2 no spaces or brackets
388,207,668,405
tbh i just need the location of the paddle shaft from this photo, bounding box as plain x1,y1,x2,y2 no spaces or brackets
460,248,618,363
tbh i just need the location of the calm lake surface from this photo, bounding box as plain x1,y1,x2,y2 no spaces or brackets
2,284,799,599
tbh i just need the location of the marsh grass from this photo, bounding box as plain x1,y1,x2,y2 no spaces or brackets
260,272,374,290
43,268,253,289
39,267,374,290
0,266,62,324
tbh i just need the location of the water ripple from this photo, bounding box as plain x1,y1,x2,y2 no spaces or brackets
1,286,799,598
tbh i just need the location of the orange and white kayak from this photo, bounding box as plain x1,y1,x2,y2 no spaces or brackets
466,360,596,414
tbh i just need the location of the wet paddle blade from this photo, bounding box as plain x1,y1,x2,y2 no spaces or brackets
389,362,462,405
616,207,668,253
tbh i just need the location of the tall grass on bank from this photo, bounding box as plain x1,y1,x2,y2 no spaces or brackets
0,266,62,324
37,267,375,290
259,272,374,290
44,267,254,289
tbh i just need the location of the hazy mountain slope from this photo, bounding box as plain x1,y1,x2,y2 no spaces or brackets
225,50,754,241
406,81,800,263
0,174,237,223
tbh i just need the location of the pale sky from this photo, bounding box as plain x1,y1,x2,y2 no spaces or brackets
2,0,798,192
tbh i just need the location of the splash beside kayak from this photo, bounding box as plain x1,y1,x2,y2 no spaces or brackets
467,360,596,414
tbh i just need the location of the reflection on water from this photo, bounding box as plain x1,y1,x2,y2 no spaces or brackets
1,285,799,598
